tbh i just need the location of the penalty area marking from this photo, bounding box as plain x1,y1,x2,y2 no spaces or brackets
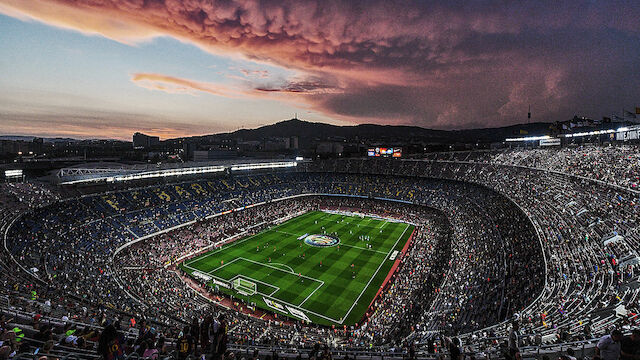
204,257,331,322
268,262,295,273
229,274,280,296
238,257,324,284
205,257,324,303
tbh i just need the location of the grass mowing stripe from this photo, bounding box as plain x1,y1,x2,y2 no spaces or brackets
185,211,314,267
339,223,411,322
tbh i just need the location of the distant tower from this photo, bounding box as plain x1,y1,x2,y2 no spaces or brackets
528,105,531,124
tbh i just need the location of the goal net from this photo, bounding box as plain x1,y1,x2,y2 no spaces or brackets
233,277,257,296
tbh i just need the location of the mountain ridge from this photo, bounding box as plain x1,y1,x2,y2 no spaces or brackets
176,118,553,144
1,119,554,143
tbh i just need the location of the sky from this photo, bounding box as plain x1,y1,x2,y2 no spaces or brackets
0,0,639,140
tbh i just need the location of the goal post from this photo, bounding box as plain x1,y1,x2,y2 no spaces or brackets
233,277,257,296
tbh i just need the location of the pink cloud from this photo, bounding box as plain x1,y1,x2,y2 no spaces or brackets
239,69,270,79
2,0,639,128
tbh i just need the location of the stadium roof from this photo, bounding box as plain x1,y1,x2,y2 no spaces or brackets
56,158,303,185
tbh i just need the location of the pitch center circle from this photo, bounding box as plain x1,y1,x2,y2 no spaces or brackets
303,234,340,247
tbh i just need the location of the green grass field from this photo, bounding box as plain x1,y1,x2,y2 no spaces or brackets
180,210,414,326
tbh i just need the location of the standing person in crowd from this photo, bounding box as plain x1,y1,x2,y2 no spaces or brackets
97,324,124,360
191,318,200,359
135,319,154,356
214,314,228,360
177,326,194,360
621,330,640,360
200,316,212,360
209,315,220,359
0,327,19,360
584,322,593,340
507,321,521,360
446,337,461,360
141,340,158,360
595,330,623,360
156,333,167,357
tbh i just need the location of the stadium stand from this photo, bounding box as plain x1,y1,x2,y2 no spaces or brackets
1,145,639,359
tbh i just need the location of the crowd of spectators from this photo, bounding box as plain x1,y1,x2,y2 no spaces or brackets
1,145,640,359
3,171,543,351
310,156,640,352
416,144,640,191
490,145,640,190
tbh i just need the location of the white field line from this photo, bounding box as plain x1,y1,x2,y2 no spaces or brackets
339,223,411,324
299,280,325,307
269,262,295,272
274,225,388,255
182,263,200,273
205,257,240,273
239,257,324,284
338,242,388,255
186,262,276,297
184,232,261,267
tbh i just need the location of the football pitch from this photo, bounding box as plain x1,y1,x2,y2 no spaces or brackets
180,210,414,326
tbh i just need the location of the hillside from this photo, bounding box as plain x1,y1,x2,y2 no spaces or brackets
177,119,553,144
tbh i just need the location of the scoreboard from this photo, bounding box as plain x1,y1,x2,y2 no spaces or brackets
367,147,402,158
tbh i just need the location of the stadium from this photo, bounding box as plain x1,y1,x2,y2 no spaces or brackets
2,1,640,359
1,145,639,359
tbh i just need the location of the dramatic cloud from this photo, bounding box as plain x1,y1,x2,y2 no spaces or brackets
254,75,343,95
131,72,341,99
2,0,639,128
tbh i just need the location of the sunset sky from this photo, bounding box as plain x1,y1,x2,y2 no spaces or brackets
1,0,639,140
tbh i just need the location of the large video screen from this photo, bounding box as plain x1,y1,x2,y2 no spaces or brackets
367,147,402,157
